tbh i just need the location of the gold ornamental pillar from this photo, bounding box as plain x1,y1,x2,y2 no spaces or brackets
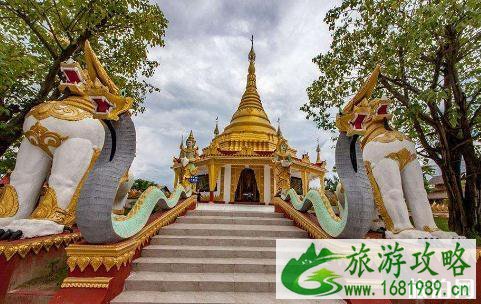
208,162,218,202
301,170,309,196
173,168,179,188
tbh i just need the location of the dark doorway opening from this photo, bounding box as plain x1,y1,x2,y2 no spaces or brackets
235,168,260,202
290,177,303,195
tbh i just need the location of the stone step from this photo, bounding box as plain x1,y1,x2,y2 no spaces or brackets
187,209,284,218
123,271,275,292
176,215,293,226
133,257,275,273
111,291,338,304
142,245,276,259
157,223,307,238
150,235,277,247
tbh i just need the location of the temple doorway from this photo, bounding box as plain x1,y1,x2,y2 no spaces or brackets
235,168,260,202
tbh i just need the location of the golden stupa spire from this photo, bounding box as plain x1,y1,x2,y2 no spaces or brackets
187,130,195,143
214,116,219,136
277,117,283,137
216,35,277,152
239,35,262,108
316,139,321,163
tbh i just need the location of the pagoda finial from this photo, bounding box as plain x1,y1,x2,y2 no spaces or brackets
248,35,255,61
242,34,258,97
214,116,219,136
188,130,195,141
277,117,283,137
316,138,321,163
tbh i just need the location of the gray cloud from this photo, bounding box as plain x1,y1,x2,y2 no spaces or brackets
131,0,340,185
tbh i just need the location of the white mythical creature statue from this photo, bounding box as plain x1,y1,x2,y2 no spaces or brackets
283,65,461,239
0,41,133,240
336,65,461,239
0,41,189,243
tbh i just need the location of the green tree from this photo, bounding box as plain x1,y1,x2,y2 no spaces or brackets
303,0,481,236
132,178,156,192
0,0,168,157
325,175,339,193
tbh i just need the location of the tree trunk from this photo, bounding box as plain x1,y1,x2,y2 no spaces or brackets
460,144,481,234
439,154,467,235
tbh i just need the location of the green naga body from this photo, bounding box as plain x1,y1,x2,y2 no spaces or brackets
282,132,376,239
111,185,191,239
281,243,345,296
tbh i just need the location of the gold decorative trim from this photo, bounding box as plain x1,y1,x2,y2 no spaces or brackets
61,277,112,289
364,161,394,231
360,124,386,149
272,197,330,239
0,184,19,217
372,131,409,145
361,124,410,149
0,233,81,261
30,187,66,222
112,209,124,215
63,96,96,113
25,122,68,157
66,196,196,272
119,170,129,184
390,227,415,234
27,101,92,122
200,194,223,202
423,225,440,233
385,148,417,171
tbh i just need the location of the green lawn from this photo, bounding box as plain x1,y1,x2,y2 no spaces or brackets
434,216,449,231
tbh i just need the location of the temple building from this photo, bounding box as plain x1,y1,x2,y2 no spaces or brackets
172,39,325,203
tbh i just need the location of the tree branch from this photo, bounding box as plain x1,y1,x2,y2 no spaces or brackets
2,3,58,58
379,75,440,162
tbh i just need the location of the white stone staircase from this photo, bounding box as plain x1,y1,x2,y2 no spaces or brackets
112,204,343,304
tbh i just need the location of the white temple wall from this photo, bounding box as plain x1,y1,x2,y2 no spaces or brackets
223,164,231,203
215,167,221,197
263,165,271,204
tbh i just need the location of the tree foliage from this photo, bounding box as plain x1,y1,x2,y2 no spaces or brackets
132,178,156,192
0,0,168,157
324,175,339,193
303,0,481,235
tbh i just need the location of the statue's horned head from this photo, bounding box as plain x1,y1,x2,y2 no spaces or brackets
336,65,384,136
368,97,392,123
59,59,90,95
58,40,133,120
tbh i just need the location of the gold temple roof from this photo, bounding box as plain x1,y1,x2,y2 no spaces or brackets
206,38,279,154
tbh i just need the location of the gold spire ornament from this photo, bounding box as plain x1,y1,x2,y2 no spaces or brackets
202,36,295,155
277,118,282,137
222,35,276,138
214,117,219,137
316,139,321,163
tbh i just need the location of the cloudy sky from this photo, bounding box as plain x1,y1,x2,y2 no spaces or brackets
130,0,340,186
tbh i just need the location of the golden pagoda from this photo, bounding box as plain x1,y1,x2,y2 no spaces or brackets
173,37,326,203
